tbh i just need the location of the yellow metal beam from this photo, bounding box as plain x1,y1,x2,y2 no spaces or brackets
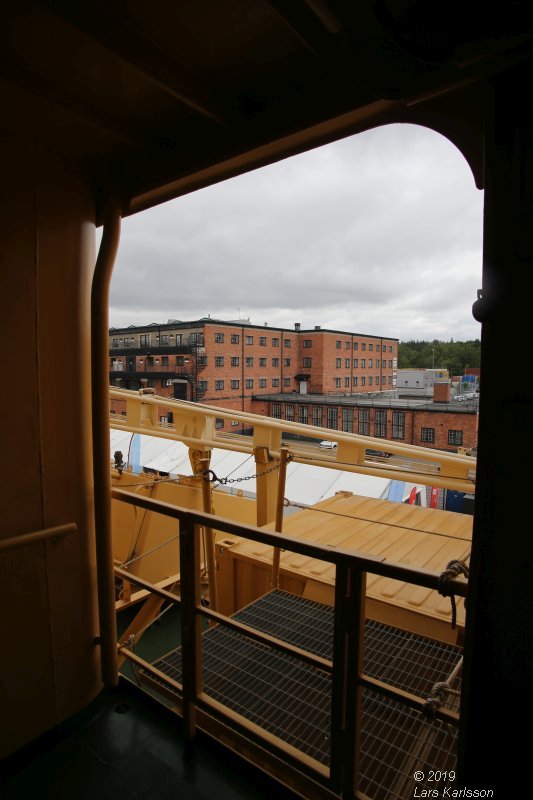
109,388,476,492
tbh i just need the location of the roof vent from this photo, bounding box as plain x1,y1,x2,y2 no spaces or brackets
295,322,301,331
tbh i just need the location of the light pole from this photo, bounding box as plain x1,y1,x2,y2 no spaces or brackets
431,348,435,369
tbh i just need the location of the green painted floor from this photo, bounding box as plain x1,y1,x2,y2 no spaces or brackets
0,683,297,800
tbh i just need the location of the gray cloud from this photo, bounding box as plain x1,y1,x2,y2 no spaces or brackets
109,124,483,341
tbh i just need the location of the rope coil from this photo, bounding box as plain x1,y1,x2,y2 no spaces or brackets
438,559,469,629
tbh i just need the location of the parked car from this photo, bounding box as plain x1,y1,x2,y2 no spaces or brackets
366,449,390,458
319,440,338,449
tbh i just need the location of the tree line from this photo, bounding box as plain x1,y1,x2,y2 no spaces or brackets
398,339,481,378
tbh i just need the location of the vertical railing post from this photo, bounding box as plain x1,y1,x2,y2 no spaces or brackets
330,562,366,799
179,513,202,757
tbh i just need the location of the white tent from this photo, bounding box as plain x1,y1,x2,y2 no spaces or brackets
110,429,392,504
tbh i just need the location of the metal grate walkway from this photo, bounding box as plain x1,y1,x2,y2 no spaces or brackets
147,590,462,800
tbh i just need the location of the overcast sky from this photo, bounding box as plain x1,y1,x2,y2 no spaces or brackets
109,123,484,342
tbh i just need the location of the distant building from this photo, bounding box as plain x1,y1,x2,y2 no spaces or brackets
109,318,399,428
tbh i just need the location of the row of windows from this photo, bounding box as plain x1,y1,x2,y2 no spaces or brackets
302,340,394,352
332,376,394,387
332,358,394,369
214,356,292,367
214,333,292,347
204,377,290,390
112,333,205,347
268,405,464,445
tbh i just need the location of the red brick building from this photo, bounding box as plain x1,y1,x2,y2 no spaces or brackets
255,392,478,453
109,318,399,428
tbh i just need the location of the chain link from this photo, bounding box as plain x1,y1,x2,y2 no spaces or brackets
198,454,292,485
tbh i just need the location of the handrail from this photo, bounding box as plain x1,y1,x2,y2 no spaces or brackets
109,387,476,491
0,522,76,553
112,488,468,596
113,487,466,795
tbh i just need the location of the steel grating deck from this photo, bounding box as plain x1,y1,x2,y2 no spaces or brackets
146,590,462,800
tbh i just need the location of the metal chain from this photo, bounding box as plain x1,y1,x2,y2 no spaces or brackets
198,454,293,485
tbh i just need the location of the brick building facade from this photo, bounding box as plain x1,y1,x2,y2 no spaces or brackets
257,393,478,453
109,318,399,428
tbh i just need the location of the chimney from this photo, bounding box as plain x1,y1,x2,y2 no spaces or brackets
294,322,301,331
315,325,321,330
433,380,451,403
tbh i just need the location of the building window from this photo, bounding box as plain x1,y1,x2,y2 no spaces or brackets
369,344,373,351
272,337,280,347
303,357,312,368
368,359,373,368
246,357,254,367
389,360,393,368
259,336,267,346
272,403,281,419
215,356,224,366
284,358,291,367
389,345,393,352
361,377,366,386
392,411,405,439
345,358,350,368
336,358,341,368
161,356,169,366
283,377,291,386
375,375,380,384
448,430,463,446
327,408,338,429
231,334,240,344
362,343,366,351
376,359,380,368
272,378,280,387
361,359,366,368
368,377,373,386
374,410,387,438
246,379,254,389
353,359,358,368
231,380,240,389
345,341,350,349
299,406,308,424
285,405,294,421
215,418,224,429
303,339,312,348
259,357,267,367
215,380,224,390
336,340,342,348
197,355,208,367
353,342,358,350
198,380,207,392
284,339,291,348
160,335,169,345
215,333,224,343
259,378,267,388
358,409,370,436
312,407,323,427
246,335,254,345
231,356,239,366
272,358,279,367
421,427,435,443
388,376,392,384
353,377,358,387
342,409,353,432
335,378,341,387
345,377,350,387
112,338,120,347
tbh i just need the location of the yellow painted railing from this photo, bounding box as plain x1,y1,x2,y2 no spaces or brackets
112,487,466,800
109,388,476,492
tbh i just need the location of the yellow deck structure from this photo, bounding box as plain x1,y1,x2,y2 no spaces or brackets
216,491,470,644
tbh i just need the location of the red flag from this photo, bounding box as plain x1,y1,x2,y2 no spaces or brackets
430,487,439,509
407,487,417,505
